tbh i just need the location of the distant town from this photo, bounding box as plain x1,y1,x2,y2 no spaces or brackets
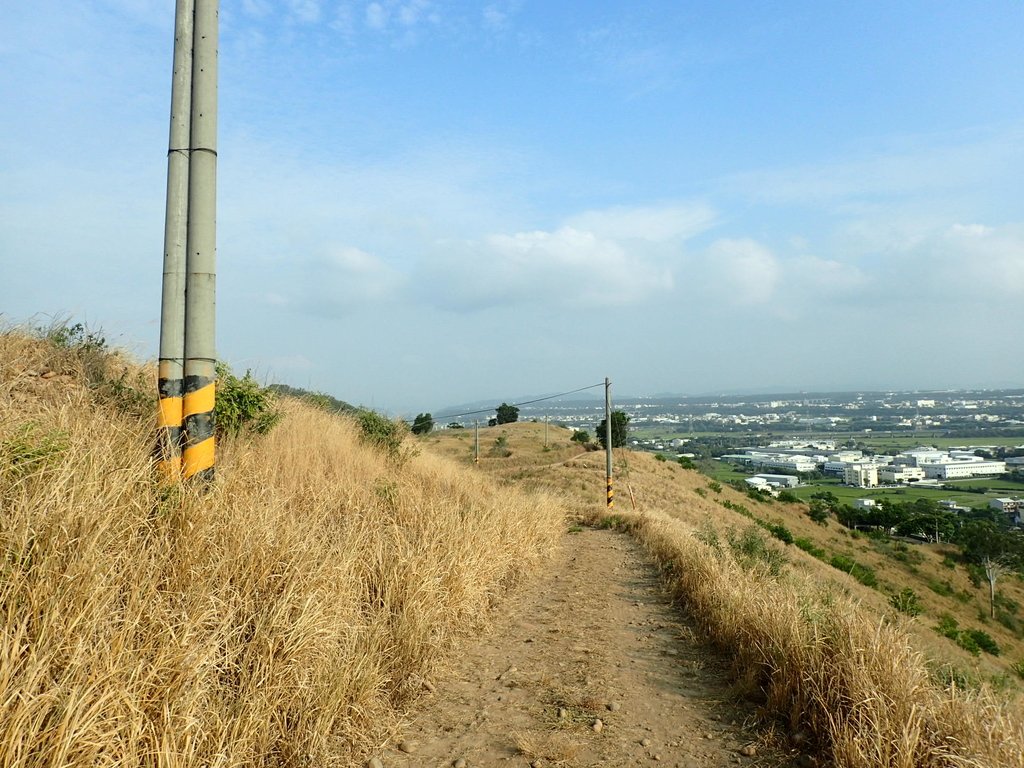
440,388,1024,529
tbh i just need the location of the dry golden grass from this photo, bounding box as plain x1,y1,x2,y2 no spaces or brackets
0,331,565,766
592,506,1024,768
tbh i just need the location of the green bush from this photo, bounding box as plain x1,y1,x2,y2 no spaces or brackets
356,409,409,460
956,631,981,657
794,537,826,559
707,481,723,494
890,588,924,617
765,522,794,545
963,628,1000,656
654,453,667,462
936,614,960,640
829,554,879,588
571,429,590,444
214,364,281,438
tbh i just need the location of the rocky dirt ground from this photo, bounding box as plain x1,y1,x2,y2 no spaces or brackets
368,526,808,768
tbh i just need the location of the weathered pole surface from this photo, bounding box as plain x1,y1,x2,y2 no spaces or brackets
182,0,218,481
157,0,194,479
605,377,613,508
474,421,480,464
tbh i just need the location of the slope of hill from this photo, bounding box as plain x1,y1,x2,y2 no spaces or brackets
0,330,565,765
424,421,1024,767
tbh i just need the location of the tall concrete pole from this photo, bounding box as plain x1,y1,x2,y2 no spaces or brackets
157,0,194,479
605,377,614,508
182,0,218,481
474,421,480,464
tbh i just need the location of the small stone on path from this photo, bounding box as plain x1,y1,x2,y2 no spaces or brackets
738,745,757,757
640,738,652,747
592,718,604,733
453,758,467,768
366,758,383,768
607,701,621,712
397,741,417,754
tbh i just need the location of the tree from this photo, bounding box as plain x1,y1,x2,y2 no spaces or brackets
956,519,1024,618
571,429,590,444
411,412,434,435
596,410,630,449
495,403,519,425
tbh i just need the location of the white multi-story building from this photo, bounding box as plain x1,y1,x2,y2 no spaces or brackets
921,460,1006,480
845,463,879,488
879,465,926,484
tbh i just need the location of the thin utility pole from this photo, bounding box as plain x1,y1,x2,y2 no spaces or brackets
605,377,613,508
544,414,549,448
182,0,218,481
474,421,480,464
156,0,194,480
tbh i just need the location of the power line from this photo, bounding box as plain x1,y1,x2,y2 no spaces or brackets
430,382,605,422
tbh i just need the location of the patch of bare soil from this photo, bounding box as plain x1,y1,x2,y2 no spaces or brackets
373,527,803,768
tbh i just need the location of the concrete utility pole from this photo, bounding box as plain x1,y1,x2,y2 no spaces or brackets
605,377,614,508
474,421,480,464
544,414,549,448
157,0,194,479
182,0,218,481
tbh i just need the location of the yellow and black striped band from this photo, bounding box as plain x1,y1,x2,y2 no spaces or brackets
183,375,215,480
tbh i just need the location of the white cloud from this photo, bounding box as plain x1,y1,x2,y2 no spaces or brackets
704,239,779,306
565,202,716,242
365,2,389,31
285,0,322,23
410,202,715,312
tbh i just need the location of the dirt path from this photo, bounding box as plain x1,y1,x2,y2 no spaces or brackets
375,527,797,768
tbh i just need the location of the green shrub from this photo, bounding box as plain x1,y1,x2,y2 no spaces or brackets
214,364,281,438
694,487,708,498
926,579,955,598
777,490,799,503
956,631,981,657
765,522,794,545
935,614,960,640
794,537,826,559
963,628,1000,656
829,554,878,588
677,456,695,469
654,453,667,462
890,588,923,616
707,481,722,494
356,409,409,460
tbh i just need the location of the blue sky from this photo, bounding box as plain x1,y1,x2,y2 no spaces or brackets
2,1,1023,413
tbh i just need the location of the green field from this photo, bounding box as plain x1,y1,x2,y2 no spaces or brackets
694,458,1018,511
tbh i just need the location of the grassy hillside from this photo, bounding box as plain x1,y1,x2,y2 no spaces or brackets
0,330,565,765
426,421,1024,767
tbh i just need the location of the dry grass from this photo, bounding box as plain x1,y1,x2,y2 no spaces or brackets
0,331,565,766
584,508,1024,768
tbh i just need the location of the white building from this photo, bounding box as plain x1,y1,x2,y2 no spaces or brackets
878,465,926,484
845,463,879,488
854,498,877,509
752,473,799,488
921,460,1006,480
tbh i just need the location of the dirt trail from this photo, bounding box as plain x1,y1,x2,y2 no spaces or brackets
378,527,797,768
